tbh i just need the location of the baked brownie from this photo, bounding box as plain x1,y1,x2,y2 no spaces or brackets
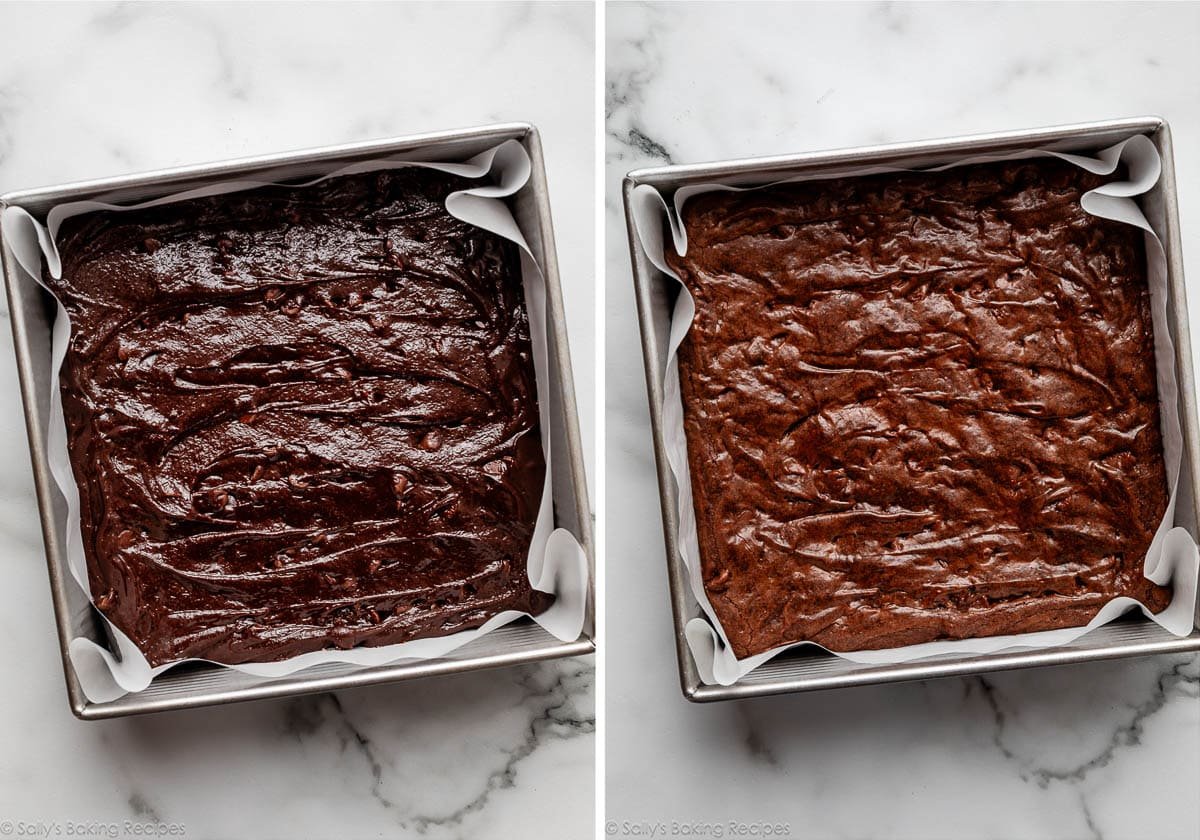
665,159,1171,658
48,169,551,667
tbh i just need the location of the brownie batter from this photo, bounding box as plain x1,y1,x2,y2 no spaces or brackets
48,169,551,667
666,160,1171,658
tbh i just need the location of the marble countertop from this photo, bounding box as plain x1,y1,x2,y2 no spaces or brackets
0,3,594,839
605,3,1199,839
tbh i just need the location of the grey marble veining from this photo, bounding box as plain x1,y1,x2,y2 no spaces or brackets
605,3,1200,839
0,3,594,839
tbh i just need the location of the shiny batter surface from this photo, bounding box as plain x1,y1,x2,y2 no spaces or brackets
48,169,551,667
666,160,1170,658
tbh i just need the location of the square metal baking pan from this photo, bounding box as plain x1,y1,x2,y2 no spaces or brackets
623,116,1200,702
1,122,594,719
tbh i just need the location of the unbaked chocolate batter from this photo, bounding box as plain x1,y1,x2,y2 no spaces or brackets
666,160,1170,658
49,169,551,667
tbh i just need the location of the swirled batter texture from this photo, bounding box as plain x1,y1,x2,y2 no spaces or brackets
49,169,551,667
666,160,1171,658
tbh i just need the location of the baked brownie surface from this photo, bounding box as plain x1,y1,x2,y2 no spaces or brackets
49,169,551,667
665,160,1171,658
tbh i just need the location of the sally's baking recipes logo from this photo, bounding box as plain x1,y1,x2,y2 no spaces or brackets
0,821,185,839
606,820,791,837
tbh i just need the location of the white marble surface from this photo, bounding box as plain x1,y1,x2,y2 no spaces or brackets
606,3,1200,838
0,3,593,839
